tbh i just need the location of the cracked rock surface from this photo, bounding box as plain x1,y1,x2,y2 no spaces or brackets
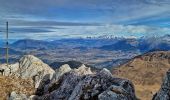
40,67,137,100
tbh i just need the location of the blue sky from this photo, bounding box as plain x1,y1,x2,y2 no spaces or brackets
0,0,170,40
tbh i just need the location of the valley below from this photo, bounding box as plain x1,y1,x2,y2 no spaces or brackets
0,36,170,100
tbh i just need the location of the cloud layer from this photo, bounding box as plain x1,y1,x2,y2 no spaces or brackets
0,0,170,39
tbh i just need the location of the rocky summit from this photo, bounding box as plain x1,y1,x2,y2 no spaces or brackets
15,68,137,100
1,55,138,100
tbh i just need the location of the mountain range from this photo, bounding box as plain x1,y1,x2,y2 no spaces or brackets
0,35,169,70
6,35,169,52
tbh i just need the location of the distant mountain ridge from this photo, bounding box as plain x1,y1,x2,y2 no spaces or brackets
11,39,55,49
100,35,170,52
99,38,139,51
10,35,170,52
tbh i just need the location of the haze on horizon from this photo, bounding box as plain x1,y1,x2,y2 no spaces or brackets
0,0,170,40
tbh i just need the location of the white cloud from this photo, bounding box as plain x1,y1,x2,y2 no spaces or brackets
1,24,169,40
43,24,170,39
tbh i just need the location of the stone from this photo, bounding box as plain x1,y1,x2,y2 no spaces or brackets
41,68,137,100
73,64,93,75
43,64,72,94
9,91,28,100
52,64,71,82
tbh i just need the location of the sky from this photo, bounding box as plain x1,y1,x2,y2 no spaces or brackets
0,0,170,40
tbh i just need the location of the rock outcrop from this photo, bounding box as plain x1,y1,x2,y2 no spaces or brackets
39,67,137,100
0,55,55,88
52,64,72,82
17,55,55,88
153,69,170,100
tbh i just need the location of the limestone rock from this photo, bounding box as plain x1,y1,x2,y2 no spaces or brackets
43,64,72,94
0,55,55,89
0,63,19,76
41,68,137,100
52,64,71,82
9,91,28,100
153,69,170,100
9,92,40,100
73,64,93,75
17,55,55,88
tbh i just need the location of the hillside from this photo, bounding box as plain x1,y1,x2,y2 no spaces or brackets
11,39,55,50
99,38,139,51
112,51,170,100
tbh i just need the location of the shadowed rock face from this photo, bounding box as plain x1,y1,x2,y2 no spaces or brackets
153,69,170,100
40,68,137,100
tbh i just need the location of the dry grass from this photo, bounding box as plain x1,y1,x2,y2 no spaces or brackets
0,75,35,100
135,84,160,100
112,51,170,100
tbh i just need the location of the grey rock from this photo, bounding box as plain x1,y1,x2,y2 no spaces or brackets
43,64,72,94
8,92,40,100
41,68,137,100
52,64,72,82
73,64,93,75
9,91,28,100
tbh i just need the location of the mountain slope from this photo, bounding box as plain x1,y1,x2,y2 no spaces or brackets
11,39,55,49
99,38,139,51
112,51,170,100
139,36,170,52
